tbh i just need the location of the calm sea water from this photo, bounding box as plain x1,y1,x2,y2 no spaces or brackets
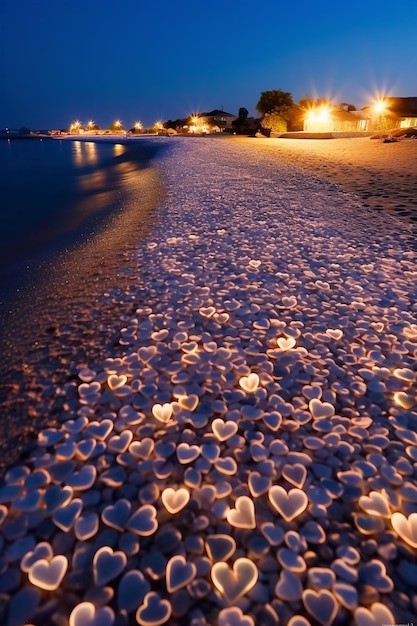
0,137,164,295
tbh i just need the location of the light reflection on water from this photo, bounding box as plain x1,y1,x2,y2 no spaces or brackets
0,140,166,465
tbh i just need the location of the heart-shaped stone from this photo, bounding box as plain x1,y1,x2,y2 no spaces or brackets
281,296,297,309
117,570,150,613
102,499,131,531
69,602,115,626
176,442,200,464
138,346,158,363
74,512,99,541
161,487,190,514
178,394,199,412
66,465,96,490
239,373,260,393
275,569,303,602
152,403,173,424
393,367,416,382
248,472,271,497
21,542,54,572
391,511,417,548
126,504,158,536
107,430,133,454
212,558,258,604
354,602,395,626
277,337,296,350
166,555,197,592
302,589,338,626
84,419,113,441
52,498,83,531
358,491,391,518
227,495,256,529
28,555,68,591
199,306,216,318
282,464,307,489
212,419,238,441
136,592,172,626
326,328,343,340
268,486,308,522
129,438,154,459
309,399,335,420
205,534,236,562
108,374,127,390
93,546,127,586
218,607,255,626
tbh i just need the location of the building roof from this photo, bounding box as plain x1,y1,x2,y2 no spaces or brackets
384,97,417,115
201,109,236,118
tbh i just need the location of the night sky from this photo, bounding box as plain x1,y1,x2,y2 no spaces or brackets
1,0,417,130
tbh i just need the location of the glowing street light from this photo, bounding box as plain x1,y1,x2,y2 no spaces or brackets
373,99,387,114
69,120,82,134
134,121,143,131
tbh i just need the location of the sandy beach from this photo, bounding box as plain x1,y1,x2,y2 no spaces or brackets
0,135,416,626
235,134,417,233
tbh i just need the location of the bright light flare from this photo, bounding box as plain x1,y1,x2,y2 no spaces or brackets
134,121,143,131
305,106,331,122
373,99,387,114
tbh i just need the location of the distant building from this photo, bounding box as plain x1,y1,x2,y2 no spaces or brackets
200,109,237,131
304,108,368,133
380,97,417,128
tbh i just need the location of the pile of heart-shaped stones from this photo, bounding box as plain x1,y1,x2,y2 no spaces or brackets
0,137,416,626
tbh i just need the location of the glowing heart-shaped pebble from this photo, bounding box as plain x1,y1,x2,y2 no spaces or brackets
393,368,416,382
354,602,395,626
136,592,172,626
93,546,127,586
21,542,53,573
282,464,307,489
129,438,154,459
281,296,297,309
358,491,391,518
74,512,99,540
102,499,131,530
394,392,415,409
309,399,335,420
176,442,200,464
302,589,338,626
108,374,127,390
138,346,158,363
84,419,113,441
166,555,197,592
212,419,238,441
326,329,343,340
161,487,190,514
126,504,158,536
248,471,271,497
69,602,115,626
239,373,260,393
211,558,258,604
227,496,256,529
107,430,133,453
268,486,308,522
391,511,417,548
205,534,236,562
218,607,255,626
178,394,199,412
199,306,216,318
277,337,296,350
152,403,173,423
28,555,68,591
52,498,83,531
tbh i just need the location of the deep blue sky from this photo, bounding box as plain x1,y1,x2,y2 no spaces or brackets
1,0,417,130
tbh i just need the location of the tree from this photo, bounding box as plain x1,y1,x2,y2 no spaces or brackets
261,111,288,133
232,107,250,134
338,102,357,111
256,90,293,115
